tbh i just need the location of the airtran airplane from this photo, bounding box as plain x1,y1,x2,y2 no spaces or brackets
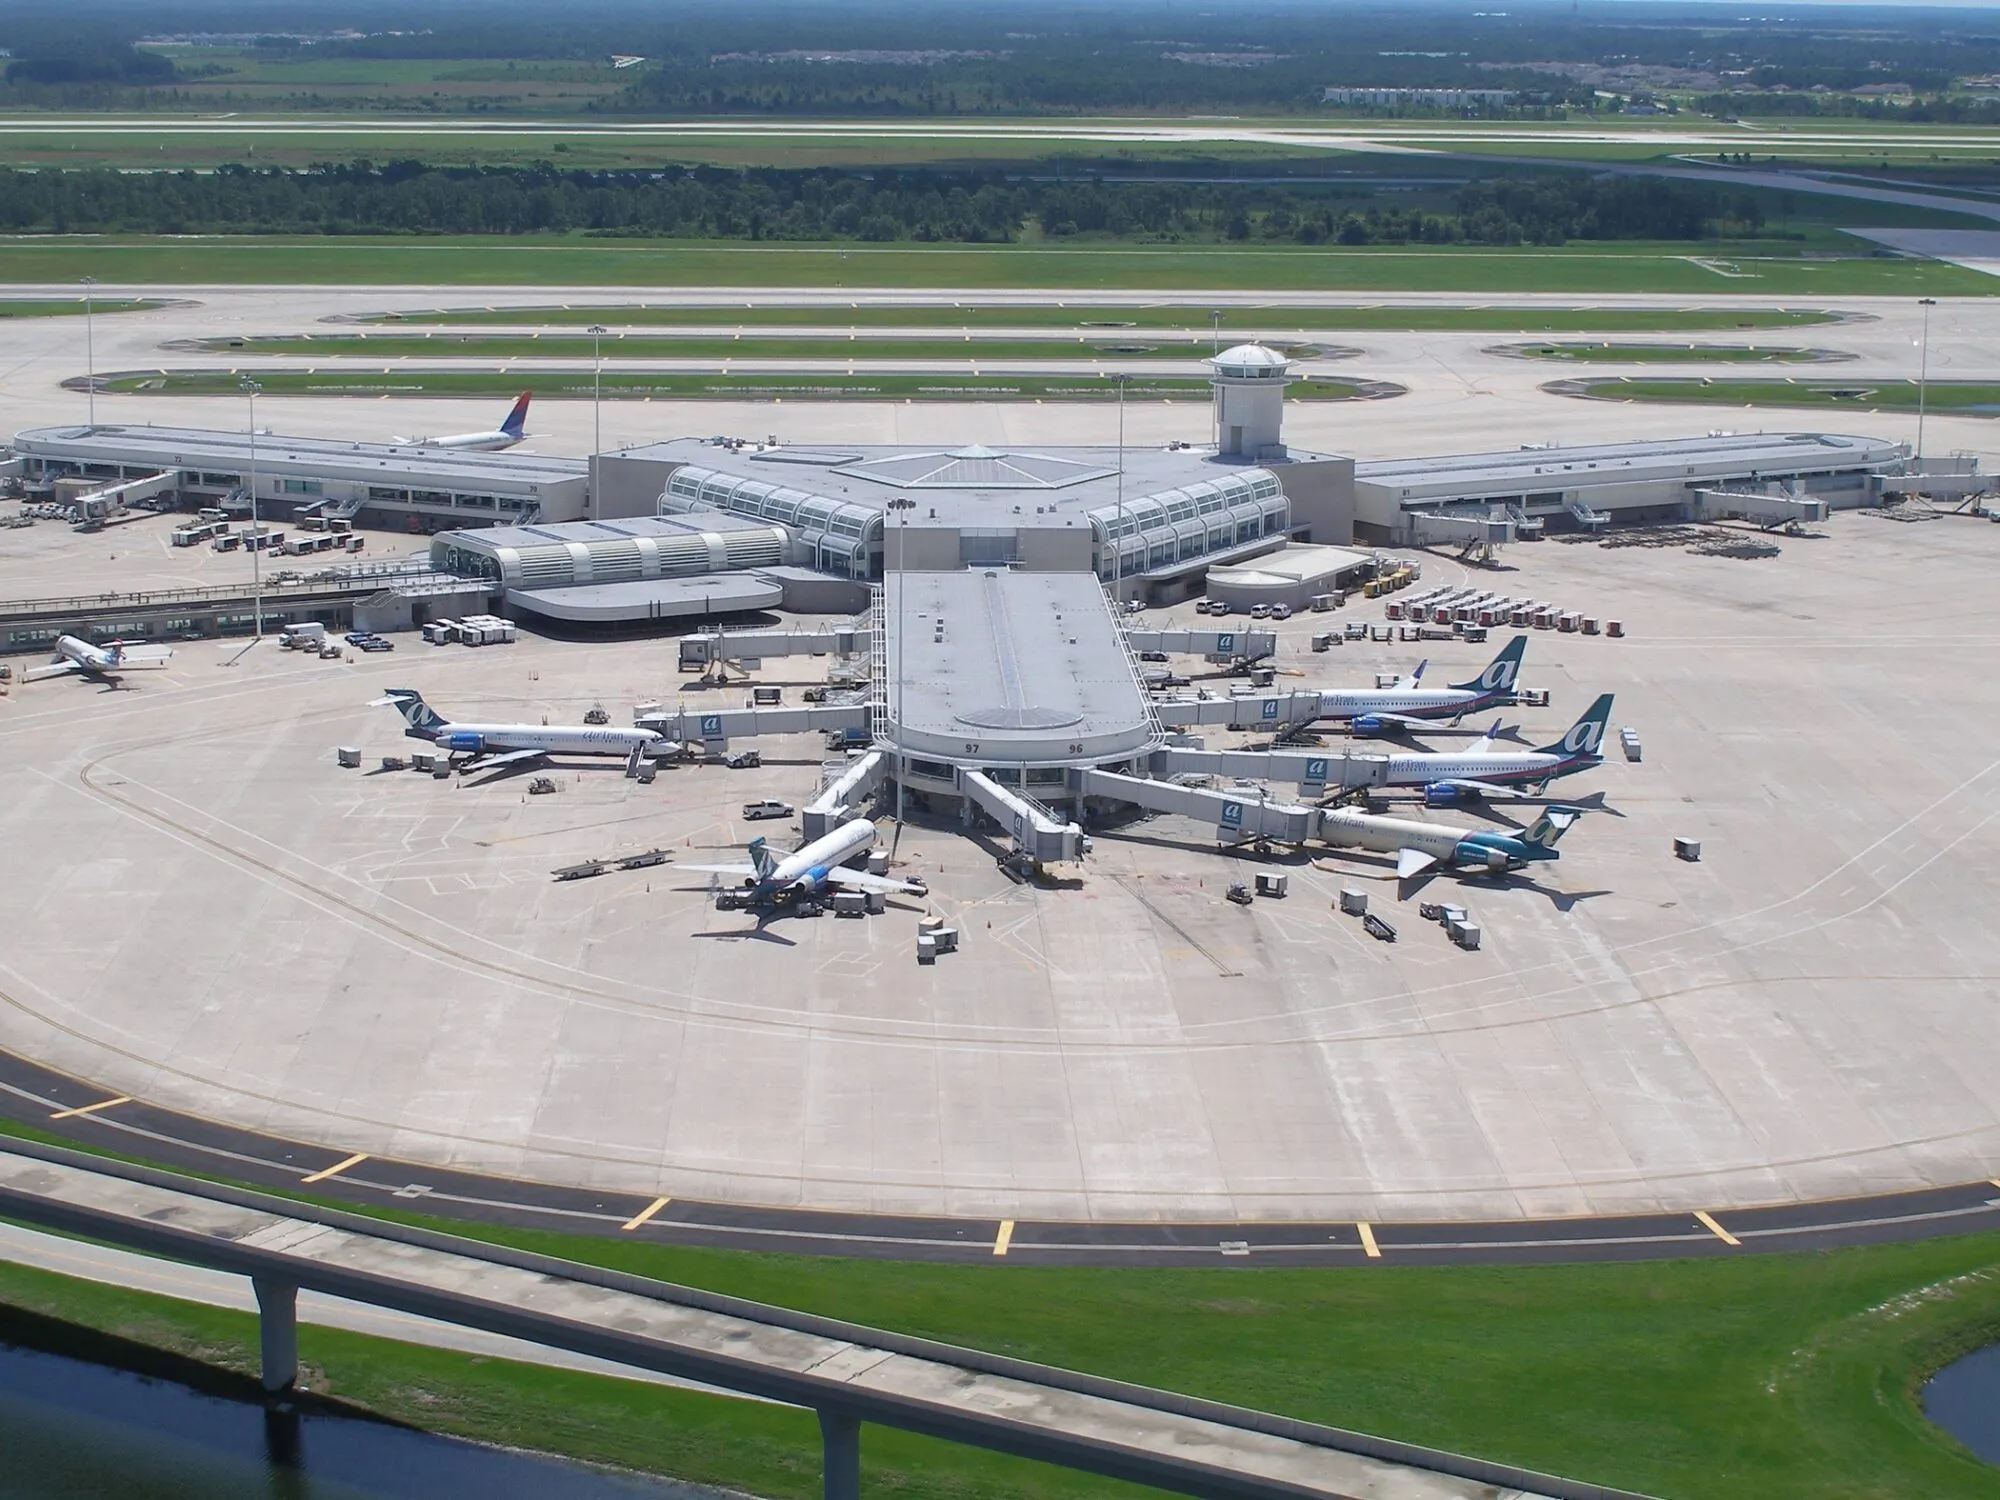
1380,693,1615,803
1314,636,1527,733
1322,803,1585,879
684,818,925,906
373,688,673,769
22,635,174,683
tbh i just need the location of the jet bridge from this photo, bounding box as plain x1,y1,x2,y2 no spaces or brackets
1148,745,1391,796
1693,488,1830,529
635,702,869,753
958,769,1089,864
802,748,890,839
1077,768,1320,846
676,624,863,671
1123,626,1276,663
1153,689,1325,732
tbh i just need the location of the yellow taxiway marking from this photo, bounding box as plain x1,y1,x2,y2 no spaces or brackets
1357,1222,1381,1259
993,1219,1015,1257
301,1152,370,1185
48,1095,131,1121
622,1196,672,1232
1694,1210,1740,1247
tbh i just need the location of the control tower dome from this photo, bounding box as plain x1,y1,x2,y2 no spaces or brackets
1209,342,1293,461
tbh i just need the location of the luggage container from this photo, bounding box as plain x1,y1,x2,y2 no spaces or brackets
1384,601,1404,620
865,891,887,915
336,746,361,768
1674,837,1702,862
917,934,937,965
866,850,890,876
1254,872,1289,899
1620,727,1642,762
1557,612,1580,633
1606,620,1624,638
1310,593,1337,612
1450,920,1482,951
411,750,437,772
1310,632,1334,652
1581,617,1601,636
1338,887,1368,916
832,891,867,918
752,685,782,706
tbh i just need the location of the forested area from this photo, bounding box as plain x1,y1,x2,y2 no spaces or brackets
0,162,1768,246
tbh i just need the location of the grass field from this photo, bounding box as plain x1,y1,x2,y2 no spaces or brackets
101,367,1385,403
1503,342,1853,364
1559,375,2000,414
1,235,1990,294
0,297,161,319
370,303,1852,332
183,332,1347,361
3,1178,2000,1500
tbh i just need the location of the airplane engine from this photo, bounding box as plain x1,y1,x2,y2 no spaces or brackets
1483,849,1512,873
1351,715,1388,737
1423,783,1465,808
442,731,486,753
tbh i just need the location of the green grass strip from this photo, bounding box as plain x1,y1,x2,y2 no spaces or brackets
1559,376,2000,414
102,368,1388,402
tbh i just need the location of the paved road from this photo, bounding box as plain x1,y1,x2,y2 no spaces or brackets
6,1047,1999,1269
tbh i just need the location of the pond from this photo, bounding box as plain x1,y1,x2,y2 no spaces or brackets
1925,1343,2000,1465
0,1332,729,1500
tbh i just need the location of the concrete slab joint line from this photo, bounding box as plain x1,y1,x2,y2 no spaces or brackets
0,1138,1655,1500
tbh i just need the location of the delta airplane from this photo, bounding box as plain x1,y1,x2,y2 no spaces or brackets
374,688,674,770
685,817,926,905
1375,693,1614,803
22,635,173,683
1315,636,1527,734
394,392,531,451
1322,803,1584,879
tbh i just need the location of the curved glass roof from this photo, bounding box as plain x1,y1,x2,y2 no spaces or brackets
836,446,1116,491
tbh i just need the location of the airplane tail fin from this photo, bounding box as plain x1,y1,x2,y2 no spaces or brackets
1535,693,1614,759
747,838,778,882
1522,804,1584,850
500,391,532,438
1450,634,1526,696
371,688,448,737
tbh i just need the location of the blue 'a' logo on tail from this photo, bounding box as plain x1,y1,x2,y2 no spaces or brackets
747,837,778,882
1451,635,1526,697
1538,693,1614,759
500,392,531,438
382,689,447,736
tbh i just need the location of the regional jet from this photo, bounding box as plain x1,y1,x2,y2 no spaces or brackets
373,688,674,770
21,635,173,683
1314,636,1527,734
684,817,926,906
1322,802,1584,879
394,392,531,451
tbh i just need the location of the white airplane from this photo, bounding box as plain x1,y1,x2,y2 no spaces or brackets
685,817,925,905
394,392,531,451
1373,693,1614,804
22,635,174,683
1322,803,1584,879
1315,636,1527,734
373,688,675,770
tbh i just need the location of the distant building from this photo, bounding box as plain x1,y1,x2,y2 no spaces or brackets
1322,87,1517,107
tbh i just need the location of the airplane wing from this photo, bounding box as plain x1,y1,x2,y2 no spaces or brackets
1396,847,1440,879
462,747,547,770
1430,777,1529,800
114,648,174,668
822,868,928,896
21,661,82,682
681,863,759,879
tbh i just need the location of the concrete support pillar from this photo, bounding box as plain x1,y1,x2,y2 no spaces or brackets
819,1409,861,1500
253,1277,298,1393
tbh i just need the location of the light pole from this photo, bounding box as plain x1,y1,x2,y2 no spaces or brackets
81,277,96,427
242,378,263,640
587,324,607,459
1210,309,1222,353
1112,371,1129,604
1915,297,1937,468
886,497,916,830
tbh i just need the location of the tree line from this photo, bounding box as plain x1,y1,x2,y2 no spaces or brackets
0,162,1766,247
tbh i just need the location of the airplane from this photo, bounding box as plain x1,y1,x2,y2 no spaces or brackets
393,392,531,451
21,635,174,683
1371,693,1615,804
1313,636,1527,734
684,817,926,907
1321,802,1585,880
373,688,675,771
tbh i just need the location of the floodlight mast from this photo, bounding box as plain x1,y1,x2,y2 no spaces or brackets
887,496,916,834
1915,297,1937,467
242,378,263,640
